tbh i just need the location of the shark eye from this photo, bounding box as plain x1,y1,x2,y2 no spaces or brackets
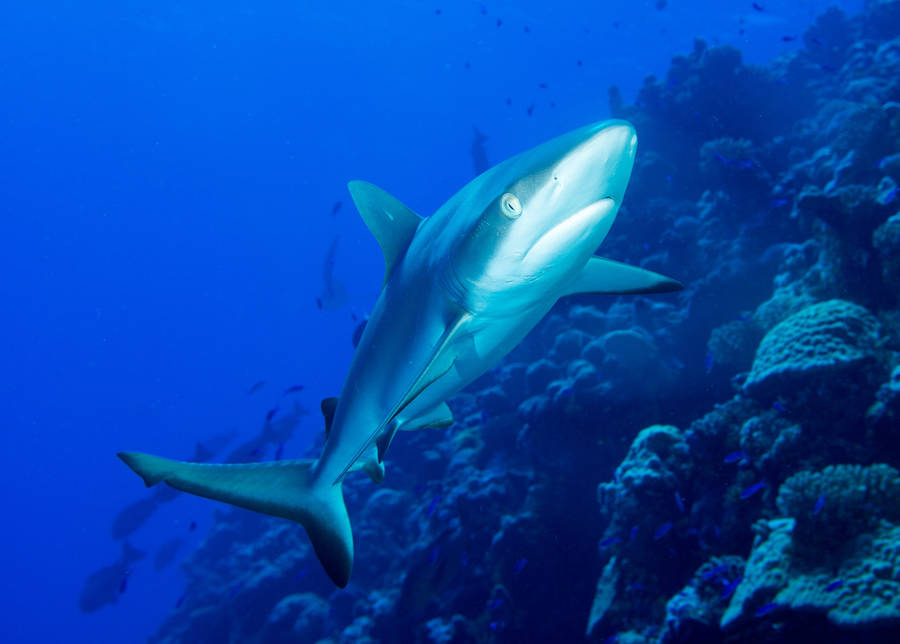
501,193,522,219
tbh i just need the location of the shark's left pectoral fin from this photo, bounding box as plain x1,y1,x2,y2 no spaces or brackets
348,180,422,285
563,256,683,296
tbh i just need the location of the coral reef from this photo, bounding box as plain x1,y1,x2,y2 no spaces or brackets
145,3,900,643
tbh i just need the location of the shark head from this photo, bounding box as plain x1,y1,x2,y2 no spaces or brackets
448,120,638,312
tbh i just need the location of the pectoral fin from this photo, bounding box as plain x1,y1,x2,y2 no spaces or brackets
333,312,471,485
563,256,683,296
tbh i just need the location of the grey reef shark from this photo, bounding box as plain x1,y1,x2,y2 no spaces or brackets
119,119,682,587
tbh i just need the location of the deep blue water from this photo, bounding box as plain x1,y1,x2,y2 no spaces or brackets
0,1,869,642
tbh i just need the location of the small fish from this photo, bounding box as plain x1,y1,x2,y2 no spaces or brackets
705,350,715,374
175,593,185,608
249,447,262,457
703,564,728,580
557,386,574,398
538,82,548,89
513,558,528,574
331,201,342,216
770,199,788,208
755,602,778,617
523,26,530,34
740,482,766,500
813,493,826,516
274,442,285,461
247,381,266,396
489,598,504,610
428,545,441,565
188,521,197,532
576,59,583,67
629,525,639,541
781,35,796,42
674,491,686,514
489,622,499,631
825,579,844,592
296,569,309,581
426,495,442,518
884,186,898,204
526,104,534,117
283,385,304,394
721,577,742,600
119,574,129,595
599,536,621,548
496,18,502,27
723,451,748,464
656,0,667,8
752,2,765,11
265,407,278,422
461,551,468,567
772,400,786,413
653,522,672,540
627,582,647,592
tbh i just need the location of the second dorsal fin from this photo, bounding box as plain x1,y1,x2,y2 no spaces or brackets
347,180,422,285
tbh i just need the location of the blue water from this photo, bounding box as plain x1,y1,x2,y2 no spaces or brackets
0,1,867,642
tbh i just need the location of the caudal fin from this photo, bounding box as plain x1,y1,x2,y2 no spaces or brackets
117,451,353,587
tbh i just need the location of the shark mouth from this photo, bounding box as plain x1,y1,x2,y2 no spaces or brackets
522,197,616,271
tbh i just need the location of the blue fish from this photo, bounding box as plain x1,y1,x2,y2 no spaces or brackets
426,495,442,518
772,400,786,413
825,579,844,592
429,545,441,565
274,442,285,461
296,568,309,581
513,558,528,574
489,598,504,610
703,564,727,580
461,551,468,567
721,577,742,600
674,491,686,514
723,451,747,464
769,199,788,208
629,525,639,541
653,522,672,540
627,582,646,592
813,493,826,516
265,407,278,422
175,593,185,608
884,186,898,204
704,350,715,373
755,602,778,617
599,536,621,548
740,482,766,500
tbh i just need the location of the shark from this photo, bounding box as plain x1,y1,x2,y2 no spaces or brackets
118,119,682,588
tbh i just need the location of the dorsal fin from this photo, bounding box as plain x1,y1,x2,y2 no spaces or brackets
347,181,422,285
320,397,338,440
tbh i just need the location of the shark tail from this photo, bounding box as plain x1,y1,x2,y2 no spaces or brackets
117,451,353,588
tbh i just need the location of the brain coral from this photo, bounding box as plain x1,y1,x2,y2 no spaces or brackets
743,299,881,399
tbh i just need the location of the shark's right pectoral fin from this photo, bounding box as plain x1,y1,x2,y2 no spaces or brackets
347,180,423,285
117,451,353,588
563,256,683,296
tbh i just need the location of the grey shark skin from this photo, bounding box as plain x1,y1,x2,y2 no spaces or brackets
118,119,682,588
